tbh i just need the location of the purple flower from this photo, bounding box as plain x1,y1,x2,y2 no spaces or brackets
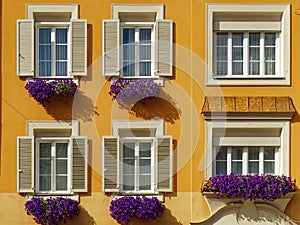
109,79,160,109
25,197,80,225
201,174,298,202
109,196,164,224
25,79,77,104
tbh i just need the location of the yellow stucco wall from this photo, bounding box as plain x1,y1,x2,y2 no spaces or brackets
1,0,300,224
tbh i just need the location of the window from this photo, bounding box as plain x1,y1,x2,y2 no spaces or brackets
17,5,87,77
215,146,277,175
215,32,278,76
205,121,290,179
17,121,88,195
122,26,154,77
36,26,69,77
102,4,173,78
206,4,290,85
102,120,172,194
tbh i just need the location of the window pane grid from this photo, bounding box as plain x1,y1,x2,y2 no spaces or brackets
214,31,278,77
215,146,276,175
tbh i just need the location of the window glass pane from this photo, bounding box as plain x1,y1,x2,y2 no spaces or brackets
56,62,68,76
139,62,151,76
249,48,260,61
216,33,228,46
56,159,67,174
232,33,243,75
233,47,243,60
232,33,243,46
56,143,68,157
216,162,227,175
39,176,51,191
265,62,275,75
56,28,68,44
140,45,151,61
265,33,276,46
139,142,151,157
56,176,67,191
39,62,51,77
139,159,151,174
123,175,134,191
232,162,242,174
249,33,260,46
264,147,275,160
122,62,135,77
123,159,135,174
216,147,227,160
264,162,275,174
40,143,51,157
123,44,135,60
249,162,259,174
249,62,260,75
123,143,135,157
265,47,275,61
39,46,51,60
39,28,51,44
232,62,243,75
139,175,151,190
248,147,259,160
40,159,51,175
123,28,135,44
216,62,227,75
139,28,151,42
56,46,67,60
216,47,228,60
232,147,243,160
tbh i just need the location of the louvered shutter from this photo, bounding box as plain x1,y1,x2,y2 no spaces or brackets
155,20,173,76
102,20,120,76
17,20,34,76
103,136,119,192
70,19,87,76
156,136,173,192
17,136,34,193
71,136,88,192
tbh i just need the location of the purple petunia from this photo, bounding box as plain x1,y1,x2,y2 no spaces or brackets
25,197,80,225
25,79,77,104
201,174,298,202
109,196,164,224
109,79,160,109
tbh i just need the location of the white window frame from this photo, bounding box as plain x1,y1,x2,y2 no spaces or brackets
214,146,278,176
111,120,164,194
120,137,155,193
36,138,71,194
35,22,71,78
214,32,280,77
121,23,155,77
206,4,290,86
112,4,164,79
205,121,290,179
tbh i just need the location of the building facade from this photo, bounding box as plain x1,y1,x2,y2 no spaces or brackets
1,0,300,224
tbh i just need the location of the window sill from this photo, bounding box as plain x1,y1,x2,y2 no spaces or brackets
111,193,164,202
26,194,79,202
206,76,289,86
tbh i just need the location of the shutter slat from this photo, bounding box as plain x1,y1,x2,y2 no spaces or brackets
102,20,120,76
17,136,34,193
72,136,88,192
156,20,173,76
103,136,119,192
157,136,172,192
71,19,87,76
17,20,34,76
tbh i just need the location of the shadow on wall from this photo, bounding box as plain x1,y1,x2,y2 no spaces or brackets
130,90,181,124
66,206,97,225
128,208,183,225
43,90,98,121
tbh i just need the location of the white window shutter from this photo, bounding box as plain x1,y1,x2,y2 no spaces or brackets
155,20,173,76
102,20,120,76
103,136,119,192
70,19,87,76
17,20,34,76
71,136,88,192
156,136,173,192
17,136,34,193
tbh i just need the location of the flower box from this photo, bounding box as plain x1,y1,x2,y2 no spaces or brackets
109,79,160,110
25,79,77,105
202,191,295,215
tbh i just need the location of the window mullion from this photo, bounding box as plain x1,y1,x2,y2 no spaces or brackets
227,147,232,174
275,147,280,174
135,28,139,77
228,33,232,76
51,142,56,192
275,33,280,76
244,32,249,76
135,142,139,191
242,147,248,175
51,28,56,77
259,147,264,174
260,32,265,76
